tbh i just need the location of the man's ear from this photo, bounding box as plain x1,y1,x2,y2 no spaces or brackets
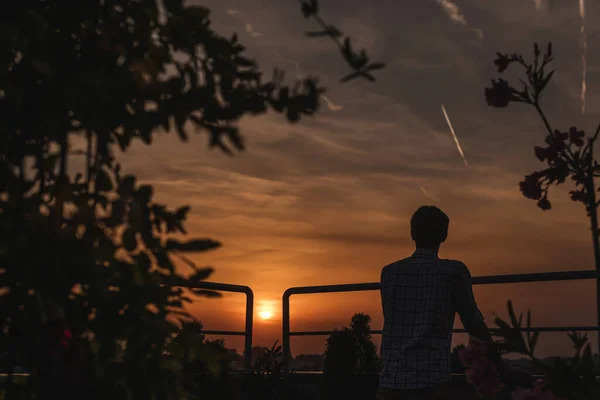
410,228,416,241
440,229,448,243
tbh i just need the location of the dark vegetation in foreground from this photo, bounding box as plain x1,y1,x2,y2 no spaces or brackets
2,0,600,398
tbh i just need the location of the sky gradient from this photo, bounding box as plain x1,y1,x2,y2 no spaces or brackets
118,0,600,357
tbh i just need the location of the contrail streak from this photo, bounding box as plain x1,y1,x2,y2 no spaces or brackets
441,104,468,167
580,0,587,114
420,186,441,202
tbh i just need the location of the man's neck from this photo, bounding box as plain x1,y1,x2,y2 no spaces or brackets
414,246,439,253
412,247,439,259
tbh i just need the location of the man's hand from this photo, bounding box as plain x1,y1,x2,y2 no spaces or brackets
498,363,536,388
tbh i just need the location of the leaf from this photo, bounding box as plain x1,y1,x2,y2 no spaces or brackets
189,267,214,282
538,70,555,92
305,30,331,37
175,206,190,221
96,167,113,192
122,228,137,252
507,301,520,327
366,63,386,71
529,331,540,355
340,71,362,83
164,0,183,12
301,0,319,18
172,116,187,141
136,185,153,204
192,289,221,298
118,176,136,198
185,5,210,21
166,239,221,252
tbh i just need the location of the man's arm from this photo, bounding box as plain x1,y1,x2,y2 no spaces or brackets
452,263,536,386
380,267,387,320
452,263,502,364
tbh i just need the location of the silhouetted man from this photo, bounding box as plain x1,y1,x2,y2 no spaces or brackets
377,206,515,400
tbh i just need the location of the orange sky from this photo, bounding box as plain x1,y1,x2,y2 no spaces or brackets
115,0,600,357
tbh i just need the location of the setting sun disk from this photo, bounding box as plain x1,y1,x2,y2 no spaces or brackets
258,310,273,320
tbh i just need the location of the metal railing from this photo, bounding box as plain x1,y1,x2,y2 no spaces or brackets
181,281,254,370
282,269,599,372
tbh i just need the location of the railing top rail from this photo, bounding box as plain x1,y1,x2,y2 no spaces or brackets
288,326,600,336
175,281,254,296
283,269,597,298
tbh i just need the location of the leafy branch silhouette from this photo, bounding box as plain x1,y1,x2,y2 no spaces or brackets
485,43,597,212
485,42,600,382
0,1,376,399
298,0,386,82
491,301,600,398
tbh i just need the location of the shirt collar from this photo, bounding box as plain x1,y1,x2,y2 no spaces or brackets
412,247,439,258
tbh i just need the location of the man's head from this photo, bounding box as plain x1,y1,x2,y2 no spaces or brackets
410,206,449,249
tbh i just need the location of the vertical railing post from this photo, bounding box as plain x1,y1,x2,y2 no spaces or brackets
282,289,291,374
244,288,254,371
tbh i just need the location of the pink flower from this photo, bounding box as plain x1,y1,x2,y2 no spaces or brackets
460,339,504,398
511,386,564,400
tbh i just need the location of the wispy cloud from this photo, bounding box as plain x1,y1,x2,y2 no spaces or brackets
245,23,262,37
441,104,468,167
273,51,303,78
273,51,343,112
436,0,483,40
322,95,344,111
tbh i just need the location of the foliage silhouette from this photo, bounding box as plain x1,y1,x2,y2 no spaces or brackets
463,301,600,399
0,1,380,399
485,42,600,364
321,313,381,400
297,0,386,83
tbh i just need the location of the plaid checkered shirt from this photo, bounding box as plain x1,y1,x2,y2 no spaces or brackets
379,248,485,389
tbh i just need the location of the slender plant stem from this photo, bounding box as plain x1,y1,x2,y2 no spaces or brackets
586,140,600,362
533,102,582,173
295,0,344,53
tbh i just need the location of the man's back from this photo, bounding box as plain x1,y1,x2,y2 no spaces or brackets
379,248,485,390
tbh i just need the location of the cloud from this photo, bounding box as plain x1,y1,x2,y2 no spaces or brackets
245,23,262,37
436,0,483,39
272,51,343,112
321,95,344,111
127,0,600,356
227,7,239,14
534,0,544,10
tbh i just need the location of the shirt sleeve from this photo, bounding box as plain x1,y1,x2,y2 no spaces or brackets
452,262,485,331
380,266,387,319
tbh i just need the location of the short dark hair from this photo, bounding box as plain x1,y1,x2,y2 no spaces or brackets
410,206,449,248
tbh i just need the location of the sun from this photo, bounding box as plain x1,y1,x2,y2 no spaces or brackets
258,310,273,320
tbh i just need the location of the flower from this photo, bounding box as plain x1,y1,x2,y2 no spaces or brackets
569,189,588,203
534,146,549,162
511,386,564,400
519,174,543,200
568,126,585,147
485,79,515,108
537,197,551,210
459,338,504,398
494,53,512,73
